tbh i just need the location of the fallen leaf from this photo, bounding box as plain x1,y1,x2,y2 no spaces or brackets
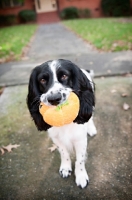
48,144,58,152
121,93,128,97
0,148,5,155
123,103,130,111
3,144,20,153
21,56,29,61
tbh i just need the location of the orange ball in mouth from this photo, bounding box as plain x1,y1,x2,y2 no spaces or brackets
39,92,80,127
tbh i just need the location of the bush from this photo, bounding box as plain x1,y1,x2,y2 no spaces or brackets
0,15,17,25
19,10,36,22
5,15,17,25
60,7,79,19
101,0,131,17
0,15,5,25
79,8,91,18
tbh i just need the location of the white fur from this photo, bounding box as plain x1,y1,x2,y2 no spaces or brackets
48,117,97,188
87,117,97,137
49,60,59,82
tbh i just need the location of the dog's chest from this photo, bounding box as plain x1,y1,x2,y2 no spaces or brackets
48,122,88,147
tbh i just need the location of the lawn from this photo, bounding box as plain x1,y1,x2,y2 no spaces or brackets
63,18,132,51
0,24,37,62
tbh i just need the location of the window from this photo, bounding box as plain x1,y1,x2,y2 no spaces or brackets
0,0,24,8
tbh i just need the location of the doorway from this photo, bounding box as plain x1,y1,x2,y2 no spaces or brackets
35,0,57,13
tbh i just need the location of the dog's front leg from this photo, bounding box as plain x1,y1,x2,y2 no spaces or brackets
49,134,72,178
74,133,89,188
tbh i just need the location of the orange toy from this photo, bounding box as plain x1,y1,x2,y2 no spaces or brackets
39,92,80,127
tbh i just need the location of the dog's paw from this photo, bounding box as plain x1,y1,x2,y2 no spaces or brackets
59,168,72,178
75,167,89,188
75,170,89,188
87,124,97,137
59,162,72,178
87,118,97,137
87,128,97,137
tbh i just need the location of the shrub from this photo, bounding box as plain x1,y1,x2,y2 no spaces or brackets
0,15,5,25
19,10,36,22
79,8,91,18
0,15,17,25
60,7,79,19
101,0,131,17
5,15,17,25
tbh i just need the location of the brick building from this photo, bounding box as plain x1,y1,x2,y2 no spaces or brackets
0,0,132,24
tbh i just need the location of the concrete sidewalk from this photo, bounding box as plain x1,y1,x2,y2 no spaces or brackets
0,23,132,86
0,76,132,200
0,22,132,200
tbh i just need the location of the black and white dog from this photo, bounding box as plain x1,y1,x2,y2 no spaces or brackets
27,59,97,188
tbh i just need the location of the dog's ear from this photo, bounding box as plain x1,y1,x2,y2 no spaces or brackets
27,67,51,131
73,67,95,124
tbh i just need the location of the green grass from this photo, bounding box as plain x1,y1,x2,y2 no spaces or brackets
0,24,37,61
63,18,132,51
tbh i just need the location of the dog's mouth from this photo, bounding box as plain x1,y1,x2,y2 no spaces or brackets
48,99,62,106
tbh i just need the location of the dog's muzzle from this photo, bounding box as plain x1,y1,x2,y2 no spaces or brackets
47,93,62,106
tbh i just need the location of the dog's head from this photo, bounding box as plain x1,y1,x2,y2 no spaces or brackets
27,59,95,131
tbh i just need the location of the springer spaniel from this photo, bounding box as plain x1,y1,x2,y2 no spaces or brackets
27,59,97,188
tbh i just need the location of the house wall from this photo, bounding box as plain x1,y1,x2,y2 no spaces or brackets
0,0,34,16
37,11,60,24
0,0,132,25
58,0,103,17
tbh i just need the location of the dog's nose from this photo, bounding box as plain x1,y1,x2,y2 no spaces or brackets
47,93,62,106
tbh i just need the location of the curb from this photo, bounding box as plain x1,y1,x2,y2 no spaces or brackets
0,72,131,88
94,72,132,78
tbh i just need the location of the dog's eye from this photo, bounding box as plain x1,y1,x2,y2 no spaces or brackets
40,79,46,84
61,74,68,80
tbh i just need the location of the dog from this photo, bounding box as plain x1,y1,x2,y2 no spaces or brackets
27,59,97,188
